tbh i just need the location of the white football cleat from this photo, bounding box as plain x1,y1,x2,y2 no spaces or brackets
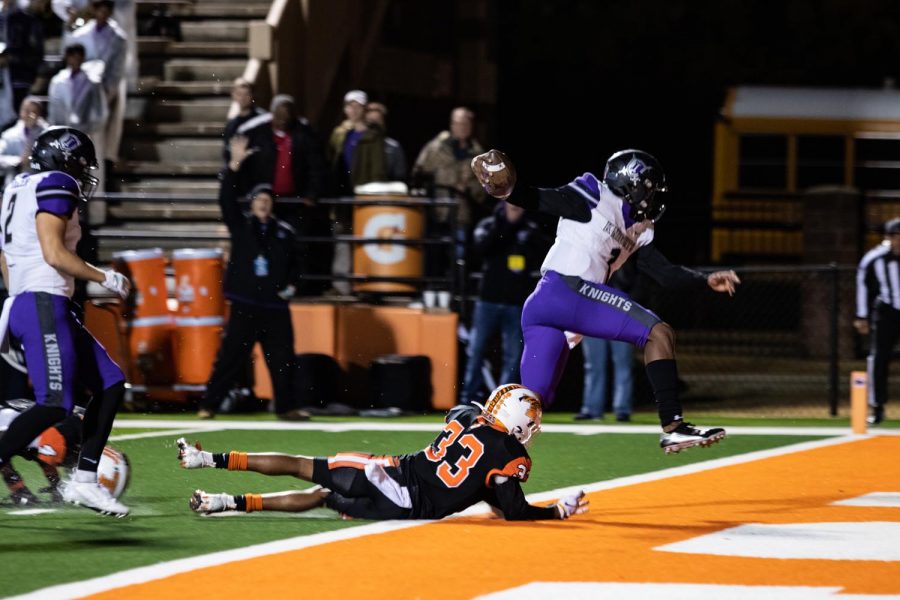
190,489,235,514
177,437,213,469
62,480,129,517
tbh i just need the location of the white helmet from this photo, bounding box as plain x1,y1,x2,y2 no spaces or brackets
479,384,542,446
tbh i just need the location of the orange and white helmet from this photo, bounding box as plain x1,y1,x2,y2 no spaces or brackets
479,384,542,446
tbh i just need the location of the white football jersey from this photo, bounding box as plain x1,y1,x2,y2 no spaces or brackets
0,171,82,298
540,172,654,284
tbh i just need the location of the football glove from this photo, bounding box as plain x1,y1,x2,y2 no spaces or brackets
277,284,296,301
555,490,589,519
101,270,131,300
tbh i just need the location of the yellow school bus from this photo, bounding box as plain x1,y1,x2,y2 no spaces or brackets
712,85,900,263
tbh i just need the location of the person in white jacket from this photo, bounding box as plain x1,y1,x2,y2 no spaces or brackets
0,96,48,184
66,0,126,165
47,43,107,221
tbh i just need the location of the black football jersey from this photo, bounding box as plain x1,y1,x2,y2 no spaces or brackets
403,406,537,519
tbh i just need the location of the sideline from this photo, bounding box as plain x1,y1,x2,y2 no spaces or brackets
8,435,863,600
111,418,894,437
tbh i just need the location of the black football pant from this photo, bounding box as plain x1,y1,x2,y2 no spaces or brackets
201,302,296,414
868,302,900,411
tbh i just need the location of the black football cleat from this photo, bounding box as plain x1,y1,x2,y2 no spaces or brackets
660,422,726,455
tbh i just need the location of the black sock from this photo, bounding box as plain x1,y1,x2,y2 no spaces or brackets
77,382,124,472
0,405,67,467
233,495,246,511
213,453,229,469
645,359,683,429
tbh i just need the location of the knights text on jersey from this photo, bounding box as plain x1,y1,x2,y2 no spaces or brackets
0,172,81,298
540,172,655,284
405,411,533,519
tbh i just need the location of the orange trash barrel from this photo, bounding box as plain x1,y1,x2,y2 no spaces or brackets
352,198,424,293
173,316,223,385
172,248,225,318
112,248,168,319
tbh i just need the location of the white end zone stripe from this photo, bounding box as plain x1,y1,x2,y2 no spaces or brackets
9,435,867,600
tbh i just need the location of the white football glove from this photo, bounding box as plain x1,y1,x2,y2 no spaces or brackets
101,269,131,299
277,284,296,301
555,490,589,519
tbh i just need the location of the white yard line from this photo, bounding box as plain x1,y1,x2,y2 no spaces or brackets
113,418,900,437
9,434,867,600
109,428,222,442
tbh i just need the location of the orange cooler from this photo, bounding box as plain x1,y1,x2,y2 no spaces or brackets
352,199,424,293
172,248,225,318
112,248,168,319
173,316,223,384
129,315,175,384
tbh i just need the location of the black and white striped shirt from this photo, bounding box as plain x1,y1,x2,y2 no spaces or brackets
856,242,900,318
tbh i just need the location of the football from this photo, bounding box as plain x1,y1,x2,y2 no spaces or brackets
97,445,131,499
471,149,516,199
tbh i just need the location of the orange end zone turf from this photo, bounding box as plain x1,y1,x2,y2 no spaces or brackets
84,436,900,599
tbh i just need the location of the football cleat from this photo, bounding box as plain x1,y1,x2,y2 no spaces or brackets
190,490,235,514
866,406,884,426
62,479,129,517
660,422,726,454
177,437,214,469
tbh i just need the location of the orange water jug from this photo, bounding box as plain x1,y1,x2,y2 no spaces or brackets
173,316,223,384
172,248,225,318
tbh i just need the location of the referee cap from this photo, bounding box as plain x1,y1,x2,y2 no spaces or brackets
886,218,900,235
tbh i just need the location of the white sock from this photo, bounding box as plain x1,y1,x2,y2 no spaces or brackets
73,469,97,483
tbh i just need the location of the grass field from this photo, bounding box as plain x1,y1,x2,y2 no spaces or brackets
2,414,898,599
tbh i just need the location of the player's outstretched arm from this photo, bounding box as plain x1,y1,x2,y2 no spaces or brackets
35,213,130,299
706,270,741,296
492,477,589,520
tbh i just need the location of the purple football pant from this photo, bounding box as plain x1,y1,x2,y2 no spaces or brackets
9,292,124,411
521,271,661,407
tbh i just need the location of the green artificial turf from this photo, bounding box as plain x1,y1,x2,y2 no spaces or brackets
1,428,824,597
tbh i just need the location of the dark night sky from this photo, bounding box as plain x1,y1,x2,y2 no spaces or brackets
495,0,900,263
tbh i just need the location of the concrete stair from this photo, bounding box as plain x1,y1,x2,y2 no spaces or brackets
112,1,267,253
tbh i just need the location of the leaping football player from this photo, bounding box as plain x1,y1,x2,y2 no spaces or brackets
471,149,740,454
178,384,589,521
0,126,131,516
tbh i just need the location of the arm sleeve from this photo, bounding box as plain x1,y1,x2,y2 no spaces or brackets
505,185,592,222
857,256,880,319
634,245,708,289
217,169,244,231
35,172,79,218
492,478,558,521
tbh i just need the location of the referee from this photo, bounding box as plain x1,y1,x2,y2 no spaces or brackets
197,135,309,421
854,217,900,425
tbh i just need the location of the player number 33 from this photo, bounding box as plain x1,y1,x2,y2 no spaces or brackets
425,420,485,488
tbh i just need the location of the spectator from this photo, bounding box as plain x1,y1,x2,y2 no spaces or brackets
854,217,900,425
0,95,47,183
413,107,486,276
364,101,407,183
459,201,549,405
54,0,136,91
577,268,636,422
222,77,267,166
0,0,44,128
47,43,107,203
198,135,309,421
327,89,368,194
242,94,328,295
68,0,127,175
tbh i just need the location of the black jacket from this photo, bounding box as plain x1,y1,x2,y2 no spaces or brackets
472,203,550,305
240,117,327,200
219,169,301,308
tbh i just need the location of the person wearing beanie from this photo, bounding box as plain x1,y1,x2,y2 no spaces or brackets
198,134,309,421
